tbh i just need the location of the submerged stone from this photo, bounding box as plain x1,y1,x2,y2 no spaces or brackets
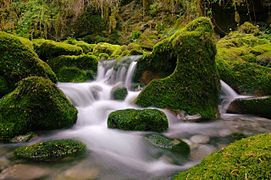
0,32,57,96
174,133,271,180
107,109,168,132
135,17,220,119
14,139,86,161
227,96,271,119
0,76,77,140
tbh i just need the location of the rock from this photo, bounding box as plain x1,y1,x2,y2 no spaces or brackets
190,144,216,161
0,76,78,140
0,32,57,96
145,133,190,161
107,109,168,132
0,157,10,171
14,139,86,161
0,164,51,180
33,39,83,60
48,54,98,82
135,17,220,120
190,135,210,144
175,133,271,180
111,87,128,100
10,132,37,143
227,96,271,119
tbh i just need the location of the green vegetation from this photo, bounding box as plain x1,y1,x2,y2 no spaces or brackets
107,109,168,132
0,76,77,141
48,54,98,82
135,17,220,119
14,139,86,161
227,96,271,119
216,22,271,95
111,87,128,100
0,32,57,96
175,133,271,180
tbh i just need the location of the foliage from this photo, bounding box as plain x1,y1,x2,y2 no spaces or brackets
107,109,169,132
14,139,86,161
174,133,271,180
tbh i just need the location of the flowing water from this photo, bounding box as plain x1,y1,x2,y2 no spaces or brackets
0,56,271,179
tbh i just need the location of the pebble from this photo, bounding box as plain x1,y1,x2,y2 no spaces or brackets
190,145,217,161
190,135,210,144
218,129,232,137
182,139,198,150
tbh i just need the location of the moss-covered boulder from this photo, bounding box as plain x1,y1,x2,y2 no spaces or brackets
111,87,128,100
216,22,271,95
107,109,168,132
48,55,98,82
0,32,57,96
34,39,83,60
14,139,86,161
227,96,271,119
0,76,77,140
135,17,220,119
145,133,190,164
174,133,271,179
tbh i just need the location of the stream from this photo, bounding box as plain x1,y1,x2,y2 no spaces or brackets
0,56,270,180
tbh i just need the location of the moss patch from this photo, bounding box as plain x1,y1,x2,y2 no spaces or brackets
14,139,86,161
107,109,168,132
135,17,220,119
227,96,271,119
174,133,271,180
0,76,77,140
0,32,57,96
111,87,128,100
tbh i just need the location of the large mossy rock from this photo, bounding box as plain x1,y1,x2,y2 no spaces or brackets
227,96,271,119
0,76,77,140
33,39,83,60
111,87,128,100
174,133,271,180
14,139,86,161
0,32,57,96
135,17,220,119
216,22,271,95
107,109,168,132
48,54,98,82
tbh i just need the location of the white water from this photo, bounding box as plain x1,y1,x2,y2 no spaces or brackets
56,56,185,177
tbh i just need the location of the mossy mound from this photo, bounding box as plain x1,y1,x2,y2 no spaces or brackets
111,87,128,100
34,39,83,60
135,17,220,119
0,76,77,140
14,139,86,161
216,22,271,95
65,38,96,54
145,133,190,163
107,109,168,132
48,55,97,82
174,133,271,180
227,96,271,119
0,32,57,96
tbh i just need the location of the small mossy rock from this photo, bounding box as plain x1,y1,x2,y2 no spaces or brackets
135,17,220,119
65,38,96,53
107,109,168,132
0,76,77,140
227,96,271,119
111,87,128,100
34,39,83,60
48,54,97,82
145,133,190,161
14,139,86,161
0,32,57,96
174,133,271,180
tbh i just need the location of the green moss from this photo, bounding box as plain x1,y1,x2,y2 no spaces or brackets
0,76,78,140
34,39,83,60
92,42,122,58
111,87,128,100
227,96,271,119
107,109,168,132
135,17,220,119
0,32,57,96
14,139,86,161
65,38,96,54
48,54,97,82
174,133,271,180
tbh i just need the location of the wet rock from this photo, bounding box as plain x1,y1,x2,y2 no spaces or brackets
0,158,10,172
190,144,216,161
190,135,210,144
0,164,51,180
10,132,37,143
56,167,99,180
